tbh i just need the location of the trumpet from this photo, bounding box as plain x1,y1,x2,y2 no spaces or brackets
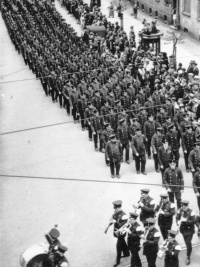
140,227,149,247
132,195,145,210
157,239,170,259
155,202,164,221
114,221,131,236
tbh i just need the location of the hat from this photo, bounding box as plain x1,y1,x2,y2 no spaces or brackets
105,123,109,128
168,230,178,237
194,141,200,146
160,193,168,198
129,212,139,219
141,188,150,194
119,118,125,124
112,200,122,207
58,244,68,253
185,124,192,129
135,127,141,132
49,228,60,239
110,134,116,140
162,137,168,143
188,73,194,76
132,117,138,121
169,159,176,164
146,218,156,224
181,200,189,205
156,127,163,132
168,124,175,130
115,100,120,105
147,114,154,119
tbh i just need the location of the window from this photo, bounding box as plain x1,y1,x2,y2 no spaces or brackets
198,0,200,18
183,0,191,14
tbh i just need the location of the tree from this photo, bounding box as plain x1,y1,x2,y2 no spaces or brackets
163,30,185,69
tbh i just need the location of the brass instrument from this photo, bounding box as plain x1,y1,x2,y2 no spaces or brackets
114,221,131,236
140,227,149,247
132,195,145,210
157,239,170,259
155,202,164,221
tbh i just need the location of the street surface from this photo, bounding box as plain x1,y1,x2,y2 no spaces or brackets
0,1,200,267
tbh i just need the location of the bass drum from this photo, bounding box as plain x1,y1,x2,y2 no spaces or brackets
20,243,49,267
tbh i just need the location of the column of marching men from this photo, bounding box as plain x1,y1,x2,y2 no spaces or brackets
2,0,200,266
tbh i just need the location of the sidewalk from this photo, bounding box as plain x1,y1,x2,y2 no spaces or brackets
80,0,200,67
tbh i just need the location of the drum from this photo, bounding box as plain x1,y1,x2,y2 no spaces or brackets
20,243,49,267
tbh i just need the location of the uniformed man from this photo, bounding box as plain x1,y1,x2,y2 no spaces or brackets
77,93,87,131
176,200,196,265
91,108,104,152
133,189,155,226
193,169,200,210
189,141,200,178
105,134,122,178
158,138,173,182
125,213,142,267
84,102,94,141
111,200,130,267
142,218,160,267
101,122,114,155
166,124,180,167
163,159,184,209
144,114,160,159
43,244,69,267
137,107,148,134
182,124,196,172
163,230,181,267
131,128,147,175
151,127,164,173
117,118,130,164
45,227,61,253
196,211,200,238
155,194,176,240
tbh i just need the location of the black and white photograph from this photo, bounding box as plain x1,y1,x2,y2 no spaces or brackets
1,0,200,267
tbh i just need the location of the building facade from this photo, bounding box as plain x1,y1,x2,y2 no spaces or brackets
135,0,200,40
180,0,200,40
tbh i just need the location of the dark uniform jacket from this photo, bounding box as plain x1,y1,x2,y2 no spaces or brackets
127,222,141,252
144,120,160,140
182,132,195,152
166,130,180,152
151,133,164,153
139,196,155,222
90,116,103,133
101,128,114,144
163,167,184,192
155,200,175,227
105,140,122,162
165,240,181,267
188,148,200,170
193,171,200,193
113,210,127,238
176,208,196,235
117,125,130,145
131,135,146,155
157,146,173,168
143,227,160,256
